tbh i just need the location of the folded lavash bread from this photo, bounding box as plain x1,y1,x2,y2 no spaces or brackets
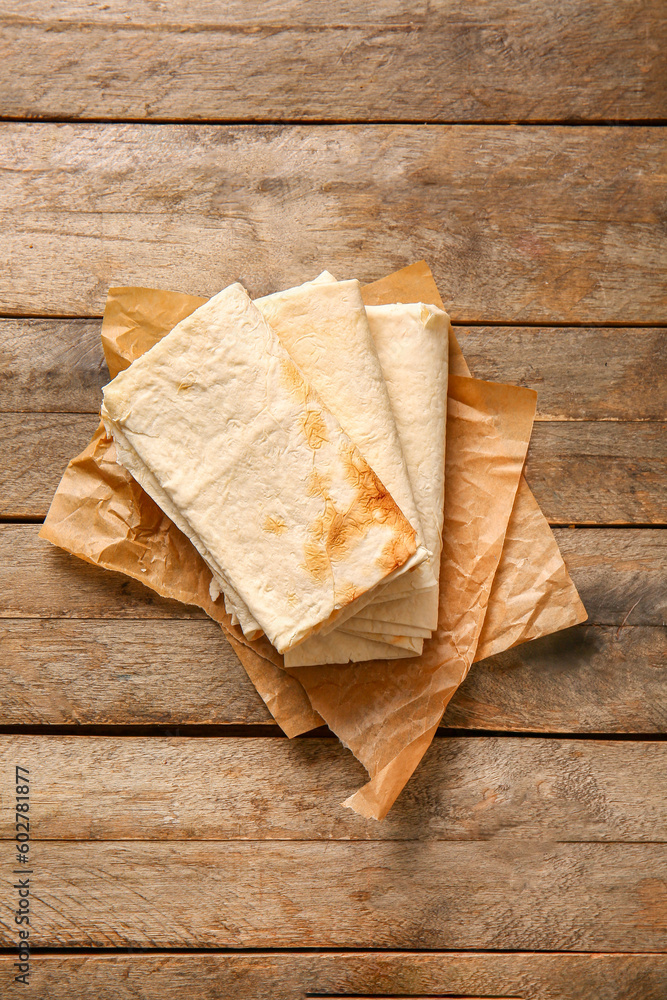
252,275,438,665
257,274,433,596
340,302,449,641
100,281,425,655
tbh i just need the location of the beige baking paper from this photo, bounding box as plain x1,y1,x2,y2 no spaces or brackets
40,264,586,815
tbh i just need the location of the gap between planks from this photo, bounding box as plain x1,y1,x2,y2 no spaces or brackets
1,117,667,127
2,946,664,954
2,313,666,326
0,314,667,330
0,726,665,740
3,520,667,528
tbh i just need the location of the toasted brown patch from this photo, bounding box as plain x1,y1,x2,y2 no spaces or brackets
306,470,331,497
302,407,328,450
280,357,308,401
377,530,416,576
281,354,417,595
339,443,417,576
280,358,329,450
337,581,365,606
301,440,417,601
303,534,333,583
263,515,287,535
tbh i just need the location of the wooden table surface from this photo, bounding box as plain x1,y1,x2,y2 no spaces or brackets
1,3,666,997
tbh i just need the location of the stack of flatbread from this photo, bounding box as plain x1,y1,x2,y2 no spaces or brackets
100,273,450,666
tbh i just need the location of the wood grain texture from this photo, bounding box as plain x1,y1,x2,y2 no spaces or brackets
0,736,664,842
4,526,665,624
1,526,664,730
1,2,664,122
3,414,664,522
0,840,664,949
1,952,666,1000
0,2,663,982
523,421,666,524
0,318,107,412
448,625,666,734
0,412,98,517
456,326,667,422
3,318,666,420
1,125,665,323
0,619,262,726
0,524,208,619
1,620,664,731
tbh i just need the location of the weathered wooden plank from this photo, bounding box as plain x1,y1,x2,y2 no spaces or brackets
1,2,664,122
0,412,98,517
523,421,666,524
1,952,666,1000
3,414,664,521
0,125,664,323
0,524,207,619
1,619,663,731
0,736,664,842
546,527,666,625
3,526,664,623
456,326,667,423
3,318,666,421
0,840,663,949
448,624,667,734
0,618,261,725
0,318,107,412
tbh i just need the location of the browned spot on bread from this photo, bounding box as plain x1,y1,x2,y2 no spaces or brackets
303,498,344,583
263,515,287,535
280,358,329,450
377,530,416,576
339,442,417,575
280,357,308,401
301,440,417,599
307,469,331,497
281,355,417,596
303,535,333,583
337,581,365,606
302,406,328,450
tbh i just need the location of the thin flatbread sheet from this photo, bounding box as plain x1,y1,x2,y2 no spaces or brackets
365,262,587,662
341,301,449,640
